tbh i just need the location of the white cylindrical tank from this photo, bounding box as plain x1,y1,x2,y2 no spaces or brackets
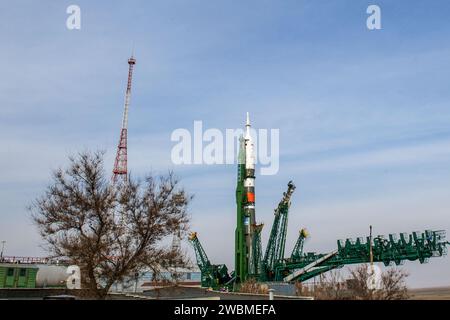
35,265,68,288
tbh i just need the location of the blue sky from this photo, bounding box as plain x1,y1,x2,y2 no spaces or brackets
1,0,450,288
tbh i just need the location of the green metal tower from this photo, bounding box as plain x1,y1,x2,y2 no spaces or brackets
189,232,231,289
262,181,296,279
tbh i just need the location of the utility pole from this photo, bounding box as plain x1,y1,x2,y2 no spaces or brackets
369,225,375,290
0,241,6,260
134,272,139,293
369,225,373,266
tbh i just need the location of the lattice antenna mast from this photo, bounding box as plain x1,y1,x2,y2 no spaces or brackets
112,54,136,183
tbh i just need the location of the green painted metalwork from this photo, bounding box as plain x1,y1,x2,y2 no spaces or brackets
262,181,295,274
189,232,231,289
250,223,264,277
291,228,309,260
190,121,450,290
273,229,449,282
189,232,210,271
0,264,38,288
234,136,247,283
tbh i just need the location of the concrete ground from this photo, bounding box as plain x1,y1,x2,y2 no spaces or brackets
139,286,313,300
2,286,450,300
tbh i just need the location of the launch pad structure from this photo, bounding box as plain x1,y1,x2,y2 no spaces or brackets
189,114,450,291
106,55,449,291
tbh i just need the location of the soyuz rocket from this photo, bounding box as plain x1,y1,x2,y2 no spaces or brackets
235,112,257,282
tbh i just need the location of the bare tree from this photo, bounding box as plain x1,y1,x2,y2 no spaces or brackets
239,278,269,294
348,265,409,300
30,151,192,299
347,265,375,299
302,265,409,300
377,268,409,300
312,269,348,300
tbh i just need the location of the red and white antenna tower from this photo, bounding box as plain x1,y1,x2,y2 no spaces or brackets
112,54,136,183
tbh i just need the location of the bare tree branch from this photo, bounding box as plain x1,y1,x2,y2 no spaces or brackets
30,151,192,299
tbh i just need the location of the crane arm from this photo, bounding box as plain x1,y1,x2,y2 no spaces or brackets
188,232,211,271
263,181,296,271
291,228,309,260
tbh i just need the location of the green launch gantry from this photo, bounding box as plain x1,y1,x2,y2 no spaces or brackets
188,232,231,288
189,117,450,291
278,229,449,282
260,181,296,281
191,180,450,290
